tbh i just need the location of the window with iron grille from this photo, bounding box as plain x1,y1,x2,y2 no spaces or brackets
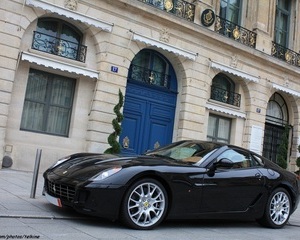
32,18,86,62
128,50,176,91
210,73,240,107
263,93,289,163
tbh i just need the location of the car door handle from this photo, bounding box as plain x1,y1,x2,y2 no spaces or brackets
255,173,262,179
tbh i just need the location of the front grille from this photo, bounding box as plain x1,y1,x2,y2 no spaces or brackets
47,180,75,202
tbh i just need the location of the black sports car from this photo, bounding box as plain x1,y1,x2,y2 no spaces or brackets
43,140,300,230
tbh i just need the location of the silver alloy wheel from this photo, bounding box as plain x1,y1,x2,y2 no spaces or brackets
127,182,166,228
269,191,290,225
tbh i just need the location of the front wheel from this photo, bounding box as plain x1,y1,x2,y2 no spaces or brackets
257,188,291,228
121,178,168,230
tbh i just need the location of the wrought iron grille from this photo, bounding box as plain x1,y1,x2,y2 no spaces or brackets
210,85,241,107
138,0,195,22
262,123,286,164
129,64,171,89
271,42,300,67
32,31,87,63
214,16,256,48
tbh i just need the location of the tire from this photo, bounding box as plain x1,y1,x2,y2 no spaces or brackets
257,188,291,228
121,178,168,230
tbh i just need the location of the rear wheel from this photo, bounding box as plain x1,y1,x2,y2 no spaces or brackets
257,188,291,228
121,178,168,230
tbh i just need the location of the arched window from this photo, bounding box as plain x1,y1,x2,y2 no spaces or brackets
266,93,288,125
263,93,289,163
210,73,240,107
128,50,176,91
32,18,86,62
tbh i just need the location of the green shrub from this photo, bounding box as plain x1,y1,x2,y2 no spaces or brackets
104,89,124,154
277,125,289,169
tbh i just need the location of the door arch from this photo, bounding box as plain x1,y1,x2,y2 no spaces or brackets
120,49,178,155
262,93,289,163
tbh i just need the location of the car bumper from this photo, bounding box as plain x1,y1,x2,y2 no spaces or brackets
72,183,126,220
43,176,127,221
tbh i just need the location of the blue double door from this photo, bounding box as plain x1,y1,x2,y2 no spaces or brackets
119,82,177,155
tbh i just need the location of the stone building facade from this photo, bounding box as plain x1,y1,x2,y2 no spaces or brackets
0,0,300,172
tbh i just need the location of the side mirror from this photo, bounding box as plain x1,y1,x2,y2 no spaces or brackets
214,158,234,169
207,158,234,177
210,158,234,171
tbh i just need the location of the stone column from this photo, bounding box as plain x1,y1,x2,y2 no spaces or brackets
252,0,274,55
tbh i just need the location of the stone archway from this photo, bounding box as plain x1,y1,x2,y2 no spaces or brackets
262,93,289,163
119,49,178,155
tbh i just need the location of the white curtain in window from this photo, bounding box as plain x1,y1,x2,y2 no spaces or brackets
207,115,231,143
21,72,48,131
47,107,69,135
47,77,73,135
22,102,45,131
218,118,230,140
208,116,217,137
266,102,282,120
21,69,74,136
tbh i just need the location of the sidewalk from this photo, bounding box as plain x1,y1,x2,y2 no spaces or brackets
1,168,300,224
0,169,85,220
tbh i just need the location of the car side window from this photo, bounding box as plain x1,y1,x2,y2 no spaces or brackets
217,149,253,169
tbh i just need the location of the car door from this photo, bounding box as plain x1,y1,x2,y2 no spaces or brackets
200,148,265,213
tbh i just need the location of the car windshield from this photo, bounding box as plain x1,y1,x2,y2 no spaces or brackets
145,141,220,164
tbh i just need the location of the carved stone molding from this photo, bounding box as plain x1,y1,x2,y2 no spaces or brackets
64,0,78,11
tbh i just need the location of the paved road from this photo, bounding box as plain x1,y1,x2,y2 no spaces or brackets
0,169,299,240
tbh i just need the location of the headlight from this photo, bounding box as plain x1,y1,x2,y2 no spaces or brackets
50,155,72,168
92,167,122,181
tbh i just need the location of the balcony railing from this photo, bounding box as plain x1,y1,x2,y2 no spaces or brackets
271,42,300,67
210,86,241,107
129,64,171,89
31,31,87,63
138,0,195,22
214,16,256,48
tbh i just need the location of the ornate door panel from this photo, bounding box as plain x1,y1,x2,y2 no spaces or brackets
119,96,145,155
143,102,175,152
120,82,176,155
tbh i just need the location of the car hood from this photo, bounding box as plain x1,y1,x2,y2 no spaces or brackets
49,153,180,181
